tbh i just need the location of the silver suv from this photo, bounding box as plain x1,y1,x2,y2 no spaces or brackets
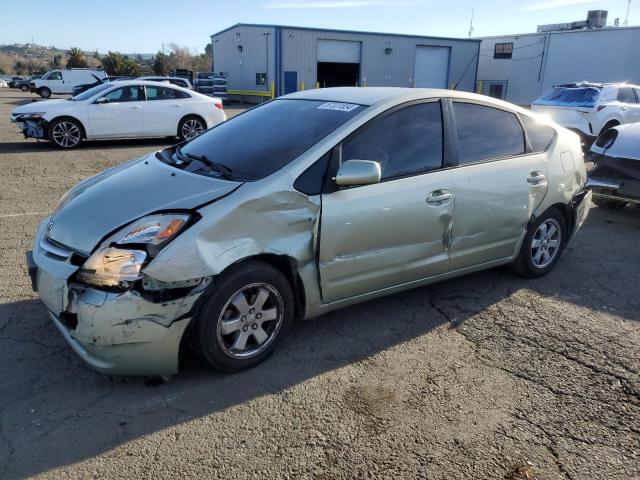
27,88,591,376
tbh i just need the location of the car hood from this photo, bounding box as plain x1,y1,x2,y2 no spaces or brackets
47,153,242,254
12,99,71,115
590,123,640,161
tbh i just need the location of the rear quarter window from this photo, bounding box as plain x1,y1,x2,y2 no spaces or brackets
519,114,557,153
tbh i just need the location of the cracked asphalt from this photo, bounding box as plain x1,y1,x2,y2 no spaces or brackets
1,89,639,479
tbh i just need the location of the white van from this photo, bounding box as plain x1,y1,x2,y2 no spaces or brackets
33,69,107,98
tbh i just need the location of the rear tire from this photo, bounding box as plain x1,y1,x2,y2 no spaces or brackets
192,261,294,373
20,84,28,92
178,115,206,141
38,87,51,98
593,197,628,210
47,118,83,149
512,208,566,278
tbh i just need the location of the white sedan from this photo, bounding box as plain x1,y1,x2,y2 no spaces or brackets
10,80,226,148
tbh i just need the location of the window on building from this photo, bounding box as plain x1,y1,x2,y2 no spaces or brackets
617,87,638,104
489,84,504,99
256,72,267,86
494,42,513,59
342,102,443,180
453,102,525,164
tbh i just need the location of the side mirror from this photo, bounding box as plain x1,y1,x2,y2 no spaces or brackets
335,160,381,186
95,97,109,104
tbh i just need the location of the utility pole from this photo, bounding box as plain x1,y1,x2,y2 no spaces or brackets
625,0,632,26
261,32,271,88
468,8,475,38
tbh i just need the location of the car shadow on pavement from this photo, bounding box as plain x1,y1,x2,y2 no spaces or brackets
0,268,515,479
1,206,639,478
0,138,177,154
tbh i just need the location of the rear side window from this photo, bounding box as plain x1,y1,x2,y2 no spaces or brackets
519,114,556,153
617,87,637,104
453,102,525,164
146,86,190,100
341,102,443,180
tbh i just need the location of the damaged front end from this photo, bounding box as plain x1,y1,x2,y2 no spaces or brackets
10,112,48,139
27,215,211,376
588,124,640,205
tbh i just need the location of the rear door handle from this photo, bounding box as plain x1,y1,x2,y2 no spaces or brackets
173,104,184,108
527,172,546,184
426,190,453,205
129,105,142,110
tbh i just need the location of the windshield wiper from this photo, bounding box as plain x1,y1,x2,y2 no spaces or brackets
176,147,233,179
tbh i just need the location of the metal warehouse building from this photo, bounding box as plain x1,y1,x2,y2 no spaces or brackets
210,24,480,99
477,11,640,105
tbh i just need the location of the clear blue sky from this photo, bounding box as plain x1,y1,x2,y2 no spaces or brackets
0,0,634,54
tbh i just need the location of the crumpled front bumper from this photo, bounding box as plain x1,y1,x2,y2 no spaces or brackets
10,114,47,139
27,218,206,376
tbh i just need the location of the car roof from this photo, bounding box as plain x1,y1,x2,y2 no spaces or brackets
553,81,640,90
282,87,526,111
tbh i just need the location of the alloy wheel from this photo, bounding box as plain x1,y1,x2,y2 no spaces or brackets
51,121,81,148
216,283,284,360
181,119,204,139
531,218,561,268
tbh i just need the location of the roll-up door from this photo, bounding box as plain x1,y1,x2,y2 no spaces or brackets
414,46,450,88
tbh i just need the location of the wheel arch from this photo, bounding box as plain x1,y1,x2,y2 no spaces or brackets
599,118,621,136
48,115,87,139
227,253,306,321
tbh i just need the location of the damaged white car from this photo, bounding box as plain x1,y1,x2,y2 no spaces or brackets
27,88,591,376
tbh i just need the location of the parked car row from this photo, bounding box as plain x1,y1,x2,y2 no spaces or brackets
10,80,225,148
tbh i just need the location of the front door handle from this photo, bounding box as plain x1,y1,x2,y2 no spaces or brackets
426,190,453,205
527,172,546,184
173,104,184,108
129,105,142,110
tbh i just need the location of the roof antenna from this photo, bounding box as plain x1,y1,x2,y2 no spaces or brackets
468,8,475,38
625,0,631,26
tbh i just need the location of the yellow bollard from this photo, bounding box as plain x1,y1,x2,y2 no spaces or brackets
300,81,305,91
270,80,275,99
315,82,320,89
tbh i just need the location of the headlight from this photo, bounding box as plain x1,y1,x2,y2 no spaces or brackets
76,213,190,287
15,112,45,121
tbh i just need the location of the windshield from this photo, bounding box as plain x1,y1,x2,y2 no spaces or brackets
160,99,365,181
71,83,111,101
533,87,600,108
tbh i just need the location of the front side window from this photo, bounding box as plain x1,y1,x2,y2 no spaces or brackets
165,99,365,181
103,86,142,103
48,71,62,80
342,102,443,180
494,43,513,59
453,102,525,164
256,73,267,86
146,86,189,100
617,87,637,104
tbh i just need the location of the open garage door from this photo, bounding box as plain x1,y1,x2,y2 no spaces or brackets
414,46,450,88
317,40,361,88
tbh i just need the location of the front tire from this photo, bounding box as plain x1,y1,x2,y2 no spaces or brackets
178,115,206,141
47,118,83,149
192,261,294,373
38,87,51,98
20,84,28,92
512,208,566,278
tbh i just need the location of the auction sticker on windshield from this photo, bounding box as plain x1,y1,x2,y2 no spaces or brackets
317,102,360,112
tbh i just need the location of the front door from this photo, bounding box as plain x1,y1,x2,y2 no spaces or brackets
448,101,548,270
319,101,454,303
45,71,64,93
87,85,145,138
284,71,297,95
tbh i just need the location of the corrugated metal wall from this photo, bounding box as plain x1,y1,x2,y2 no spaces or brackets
211,25,276,92
212,25,479,97
478,27,640,105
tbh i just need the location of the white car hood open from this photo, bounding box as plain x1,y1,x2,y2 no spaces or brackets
590,123,640,160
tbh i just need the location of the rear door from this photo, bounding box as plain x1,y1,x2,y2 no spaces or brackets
142,85,191,135
86,85,145,137
319,100,454,303
448,100,549,270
